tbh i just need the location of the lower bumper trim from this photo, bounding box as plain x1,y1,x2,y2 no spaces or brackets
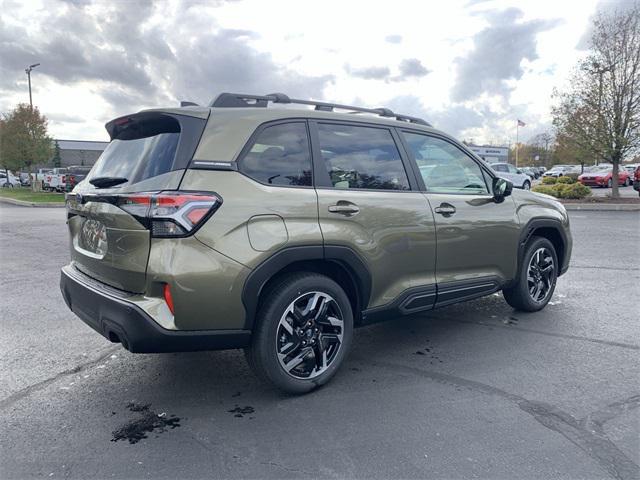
60,265,251,353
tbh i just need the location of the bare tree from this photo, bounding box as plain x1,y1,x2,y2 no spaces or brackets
552,3,640,197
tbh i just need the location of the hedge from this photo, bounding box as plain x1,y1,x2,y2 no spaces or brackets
532,182,591,199
557,176,575,184
542,176,558,184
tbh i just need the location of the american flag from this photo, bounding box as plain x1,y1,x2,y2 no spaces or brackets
517,119,526,127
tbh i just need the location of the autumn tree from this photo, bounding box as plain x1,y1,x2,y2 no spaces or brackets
552,3,640,197
0,104,52,188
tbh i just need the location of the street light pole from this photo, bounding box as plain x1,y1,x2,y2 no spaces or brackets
25,63,40,109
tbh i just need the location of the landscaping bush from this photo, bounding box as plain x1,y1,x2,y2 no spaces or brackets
542,176,558,184
565,173,580,182
557,176,575,184
531,185,557,196
532,183,591,199
562,182,591,199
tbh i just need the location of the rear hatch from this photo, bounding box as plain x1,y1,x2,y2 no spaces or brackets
66,110,209,293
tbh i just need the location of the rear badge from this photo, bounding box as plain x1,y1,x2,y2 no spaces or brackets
80,218,108,257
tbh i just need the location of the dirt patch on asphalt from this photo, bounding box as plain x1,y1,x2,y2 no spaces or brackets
111,402,181,444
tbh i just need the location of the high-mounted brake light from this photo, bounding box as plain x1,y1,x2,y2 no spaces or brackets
117,191,222,237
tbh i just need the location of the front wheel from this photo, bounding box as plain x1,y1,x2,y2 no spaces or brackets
502,236,558,312
624,178,630,187
522,181,531,190
245,272,353,394
607,178,613,188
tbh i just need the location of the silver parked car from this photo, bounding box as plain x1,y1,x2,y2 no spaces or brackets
490,163,532,190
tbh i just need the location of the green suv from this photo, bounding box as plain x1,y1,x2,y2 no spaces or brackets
60,93,572,393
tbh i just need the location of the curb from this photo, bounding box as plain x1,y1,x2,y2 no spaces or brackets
0,197,66,208
563,203,640,211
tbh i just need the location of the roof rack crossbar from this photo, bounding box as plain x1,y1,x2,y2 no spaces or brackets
209,92,431,126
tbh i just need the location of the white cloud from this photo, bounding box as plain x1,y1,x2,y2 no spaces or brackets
0,0,601,144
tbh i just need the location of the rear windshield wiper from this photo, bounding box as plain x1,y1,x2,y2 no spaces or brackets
89,176,128,188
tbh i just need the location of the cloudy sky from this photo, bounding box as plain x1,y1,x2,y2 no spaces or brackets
0,0,628,144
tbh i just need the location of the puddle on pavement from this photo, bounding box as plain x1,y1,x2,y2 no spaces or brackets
111,402,181,444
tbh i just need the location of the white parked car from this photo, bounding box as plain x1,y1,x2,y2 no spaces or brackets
543,166,571,177
490,163,532,190
0,170,21,187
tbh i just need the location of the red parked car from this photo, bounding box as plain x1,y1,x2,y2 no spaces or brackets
578,168,631,188
633,165,640,196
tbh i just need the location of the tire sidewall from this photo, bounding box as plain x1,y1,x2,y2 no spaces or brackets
252,274,353,394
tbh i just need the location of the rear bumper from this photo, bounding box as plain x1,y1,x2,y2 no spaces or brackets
60,265,250,353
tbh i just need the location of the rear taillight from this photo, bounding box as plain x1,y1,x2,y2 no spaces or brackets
117,191,222,237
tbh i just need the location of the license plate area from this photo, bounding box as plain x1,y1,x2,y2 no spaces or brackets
75,217,108,259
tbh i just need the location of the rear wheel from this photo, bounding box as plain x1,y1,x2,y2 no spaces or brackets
245,272,353,394
607,178,612,188
503,236,558,312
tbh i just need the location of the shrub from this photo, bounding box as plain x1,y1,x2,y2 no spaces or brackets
532,183,591,199
531,185,557,196
557,176,575,184
564,173,580,182
562,182,591,199
542,176,558,184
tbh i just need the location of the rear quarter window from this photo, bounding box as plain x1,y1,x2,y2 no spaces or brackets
239,122,312,187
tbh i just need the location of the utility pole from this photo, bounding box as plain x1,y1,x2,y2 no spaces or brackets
25,63,40,109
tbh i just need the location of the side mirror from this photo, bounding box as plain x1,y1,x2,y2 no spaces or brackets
492,177,513,202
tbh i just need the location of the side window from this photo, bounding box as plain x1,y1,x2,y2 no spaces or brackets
240,122,312,186
493,164,508,172
402,132,489,194
317,123,410,191
507,164,519,174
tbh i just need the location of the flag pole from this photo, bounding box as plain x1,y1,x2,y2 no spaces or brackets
515,120,519,168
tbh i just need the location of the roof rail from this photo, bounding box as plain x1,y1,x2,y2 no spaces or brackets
209,92,431,126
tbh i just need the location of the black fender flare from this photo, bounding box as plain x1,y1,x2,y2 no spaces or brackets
241,245,372,330
512,218,569,286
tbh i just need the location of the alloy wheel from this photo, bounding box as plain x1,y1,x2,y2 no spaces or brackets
276,292,344,379
527,247,555,303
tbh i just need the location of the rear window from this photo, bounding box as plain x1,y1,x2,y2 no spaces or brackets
88,115,180,186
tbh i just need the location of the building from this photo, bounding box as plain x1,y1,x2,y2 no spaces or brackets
55,139,108,167
467,144,509,164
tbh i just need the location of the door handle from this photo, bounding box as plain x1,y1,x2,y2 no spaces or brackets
434,203,456,216
328,203,360,215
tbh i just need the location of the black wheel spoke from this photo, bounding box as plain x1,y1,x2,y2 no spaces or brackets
526,247,555,303
277,291,344,380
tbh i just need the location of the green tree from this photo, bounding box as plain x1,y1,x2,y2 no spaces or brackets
0,104,53,187
552,4,640,198
52,139,62,168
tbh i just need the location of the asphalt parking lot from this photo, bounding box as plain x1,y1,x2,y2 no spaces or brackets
0,204,638,480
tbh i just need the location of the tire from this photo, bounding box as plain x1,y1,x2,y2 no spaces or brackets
624,178,630,187
522,181,531,190
607,178,612,188
245,272,353,394
502,236,558,312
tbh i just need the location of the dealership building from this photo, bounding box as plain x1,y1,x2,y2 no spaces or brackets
467,145,509,163
54,139,108,167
